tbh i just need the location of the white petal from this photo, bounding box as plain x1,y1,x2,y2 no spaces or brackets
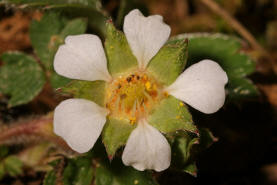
123,9,171,69
54,34,111,82
53,99,109,153
122,119,171,172
166,59,228,114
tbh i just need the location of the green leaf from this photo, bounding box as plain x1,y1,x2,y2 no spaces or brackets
60,18,88,39
0,52,46,107
3,0,107,37
147,39,188,86
170,128,216,176
30,12,66,70
30,13,87,64
43,170,56,185
3,156,23,177
95,164,112,185
227,77,259,99
63,156,94,185
102,117,135,158
148,96,197,134
105,22,138,77
62,80,106,107
95,159,158,185
170,33,258,100
30,12,87,88
171,132,199,176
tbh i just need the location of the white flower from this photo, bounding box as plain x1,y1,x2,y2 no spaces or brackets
53,9,228,172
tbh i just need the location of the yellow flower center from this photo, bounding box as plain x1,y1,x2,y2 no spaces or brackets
105,72,165,124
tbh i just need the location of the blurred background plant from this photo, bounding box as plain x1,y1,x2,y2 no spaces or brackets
0,0,276,185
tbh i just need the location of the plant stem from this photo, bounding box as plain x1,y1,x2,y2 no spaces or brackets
0,115,73,153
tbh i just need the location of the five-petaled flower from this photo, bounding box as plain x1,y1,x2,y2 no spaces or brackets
53,9,228,172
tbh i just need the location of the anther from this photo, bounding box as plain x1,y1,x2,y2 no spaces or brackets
126,77,132,82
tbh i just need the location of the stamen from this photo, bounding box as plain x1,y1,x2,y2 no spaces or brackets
129,117,136,124
143,91,153,104
132,100,137,117
121,101,126,113
105,72,164,123
115,96,120,112
142,102,148,114
145,81,151,91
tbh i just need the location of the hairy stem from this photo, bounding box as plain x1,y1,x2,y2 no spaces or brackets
0,114,73,152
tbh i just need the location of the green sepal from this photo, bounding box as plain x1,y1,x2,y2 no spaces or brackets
63,156,94,185
170,33,259,100
170,131,199,176
0,52,46,107
102,117,135,159
147,39,188,86
170,128,217,176
61,80,107,107
148,96,198,134
104,21,138,77
95,158,158,185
